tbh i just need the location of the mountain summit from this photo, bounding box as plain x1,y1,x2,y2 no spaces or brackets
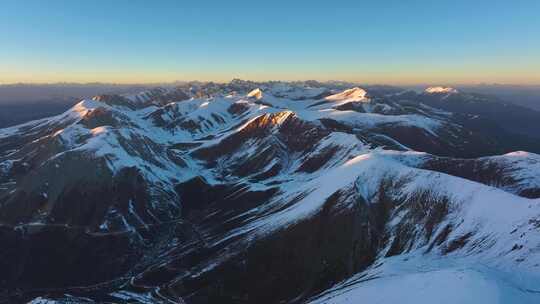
325,87,368,102
424,86,459,94
247,87,264,99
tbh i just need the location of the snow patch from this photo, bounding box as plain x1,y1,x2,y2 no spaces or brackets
425,86,459,94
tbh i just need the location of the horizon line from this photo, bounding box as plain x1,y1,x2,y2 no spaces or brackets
2,80,540,87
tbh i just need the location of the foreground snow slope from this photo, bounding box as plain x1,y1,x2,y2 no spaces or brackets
310,254,540,304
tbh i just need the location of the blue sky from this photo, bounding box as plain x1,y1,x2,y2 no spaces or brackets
1,0,539,84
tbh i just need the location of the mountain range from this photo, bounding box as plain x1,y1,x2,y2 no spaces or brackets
1,80,540,303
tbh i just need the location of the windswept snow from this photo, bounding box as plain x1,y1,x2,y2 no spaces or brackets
214,149,540,265
73,99,104,115
325,87,368,102
310,254,540,304
482,151,540,194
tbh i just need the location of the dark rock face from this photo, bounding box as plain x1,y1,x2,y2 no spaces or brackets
416,93,540,155
153,89,190,106
419,92,540,140
373,123,504,158
0,158,163,228
411,156,540,199
150,176,452,304
384,188,451,257
80,107,118,129
227,103,249,115
296,145,340,173
0,166,170,301
163,184,387,304
0,155,110,225
92,95,136,109
335,101,366,113
193,112,331,179
0,226,139,291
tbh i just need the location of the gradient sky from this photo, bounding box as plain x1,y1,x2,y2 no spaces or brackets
1,0,539,84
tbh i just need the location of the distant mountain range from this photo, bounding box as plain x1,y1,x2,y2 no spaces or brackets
408,84,540,111
1,82,539,129
1,80,540,303
0,84,154,128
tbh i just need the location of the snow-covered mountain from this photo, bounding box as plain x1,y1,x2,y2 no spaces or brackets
1,80,540,304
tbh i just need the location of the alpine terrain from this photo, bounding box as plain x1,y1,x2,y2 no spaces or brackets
1,80,540,304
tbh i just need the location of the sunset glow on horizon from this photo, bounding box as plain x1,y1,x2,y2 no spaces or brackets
1,0,539,85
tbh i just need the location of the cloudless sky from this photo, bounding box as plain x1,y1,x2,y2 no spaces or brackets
1,0,539,84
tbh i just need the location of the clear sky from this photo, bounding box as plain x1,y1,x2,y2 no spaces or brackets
1,0,539,85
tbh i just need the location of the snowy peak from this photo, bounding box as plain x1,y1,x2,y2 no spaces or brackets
247,88,263,100
73,99,105,114
504,150,533,158
255,110,296,127
326,87,368,102
424,86,459,94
